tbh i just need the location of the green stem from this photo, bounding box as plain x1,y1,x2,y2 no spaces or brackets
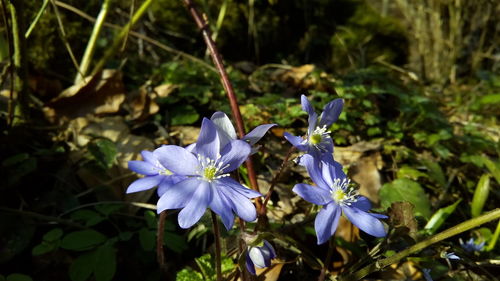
211,211,222,281
8,0,28,125
75,0,111,83
340,208,500,281
90,0,153,76
486,219,500,251
318,238,334,281
24,0,50,39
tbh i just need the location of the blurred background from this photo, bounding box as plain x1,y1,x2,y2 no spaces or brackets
0,0,499,280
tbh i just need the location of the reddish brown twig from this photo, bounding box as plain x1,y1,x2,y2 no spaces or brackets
157,211,168,278
181,0,263,212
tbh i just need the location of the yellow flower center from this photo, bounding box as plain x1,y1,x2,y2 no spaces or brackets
203,166,217,181
310,134,322,145
333,189,346,202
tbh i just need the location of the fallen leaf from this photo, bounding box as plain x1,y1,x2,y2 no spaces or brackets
44,69,125,122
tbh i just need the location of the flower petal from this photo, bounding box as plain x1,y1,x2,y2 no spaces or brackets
351,196,372,212
156,178,200,212
221,186,257,222
284,132,308,151
155,145,198,176
301,154,330,190
319,98,344,127
343,206,386,237
218,177,262,198
249,246,272,268
196,118,220,160
209,187,235,230
243,124,276,145
320,155,346,187
157,175,187,197
141,150,157,164
211,111,237,148
126,175,163,193
314,203,341,244
219,140,251,173
178,181,212,228
263,240,276,259
301,95,315,116
128,160,158,176
293,183,332,205
245,253,256,275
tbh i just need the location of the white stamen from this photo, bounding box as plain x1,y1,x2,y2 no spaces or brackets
196,153,230,182
330,178,358,206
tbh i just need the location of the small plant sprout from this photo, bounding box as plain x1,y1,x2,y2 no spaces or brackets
459,238,485,253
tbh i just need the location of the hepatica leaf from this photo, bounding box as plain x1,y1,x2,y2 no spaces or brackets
61,230,107,251
380,178,432,219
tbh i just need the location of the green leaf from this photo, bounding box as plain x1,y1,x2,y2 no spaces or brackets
483,157,500,184
0,275,4,281
170,104,199,125
478,94,500,104
88,138,117,169
421,160,446,187
43,228,64,242
380,179,432,219
471,174,491,217
139,228,155,251
397,166,428,180
71,210,105,227
69,251,95,281
194,254,215,280
94,244,116,281
118,231,133,241
424,199,462,234
144,211,157,229
175,269,203,281
61,230,107,251
32,241,57,256
6,274,32,281
95,204,123,216
164,232,187,253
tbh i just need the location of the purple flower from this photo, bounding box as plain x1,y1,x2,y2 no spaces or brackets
284,95,343,159
153,118,262,230
422,268,434,281
460,238,485,253
245,240,276,275
292,154,387,244
441,251,460,260
127,149,187,197
188,111,275,154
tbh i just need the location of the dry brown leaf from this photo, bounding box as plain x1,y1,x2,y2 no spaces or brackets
170,126,201,145
44,69,125,122
255,262,284,281
380,261,422,281
68,116,155,207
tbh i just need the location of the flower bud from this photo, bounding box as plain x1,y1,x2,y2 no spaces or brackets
245,240,276,275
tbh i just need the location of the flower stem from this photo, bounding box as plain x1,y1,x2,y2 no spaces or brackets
261,146,296,213
211,211,223,281
340,208,500,281
157,211,168,278
181,0,264,212
318,238,334,281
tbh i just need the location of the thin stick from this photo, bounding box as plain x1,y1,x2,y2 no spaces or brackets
74,0,111,83
157,211,168,277
261,146,296,213
25,0,50,39
54,0,215,72
340,208,500,281
318,238,334,281
181,0,263,212
211,211,223,281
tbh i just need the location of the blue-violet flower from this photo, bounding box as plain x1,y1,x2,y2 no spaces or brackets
127,149,186,197
151,118,262,230
245,240,276,275
284,95,343,159
188,111,275,155
292,154,387,244
459,238,485,253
